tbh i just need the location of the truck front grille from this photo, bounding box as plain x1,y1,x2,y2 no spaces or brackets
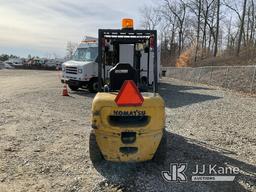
66,66,77,74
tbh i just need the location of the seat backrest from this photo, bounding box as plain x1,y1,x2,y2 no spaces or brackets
109,63,136,90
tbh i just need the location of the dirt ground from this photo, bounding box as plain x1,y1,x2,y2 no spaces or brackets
0,70,255,192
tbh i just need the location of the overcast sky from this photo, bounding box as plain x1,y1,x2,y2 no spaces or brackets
0,0,153,58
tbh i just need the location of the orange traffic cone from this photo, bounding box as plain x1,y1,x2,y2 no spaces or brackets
62,84,69,96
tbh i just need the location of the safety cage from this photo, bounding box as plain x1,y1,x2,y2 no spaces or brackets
97,28,158,93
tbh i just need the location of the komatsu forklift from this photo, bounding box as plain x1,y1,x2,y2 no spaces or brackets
90,19,166,163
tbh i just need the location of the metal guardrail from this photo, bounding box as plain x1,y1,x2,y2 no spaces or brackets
161,65,256,94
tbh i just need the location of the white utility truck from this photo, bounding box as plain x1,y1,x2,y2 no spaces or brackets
61,36,160,93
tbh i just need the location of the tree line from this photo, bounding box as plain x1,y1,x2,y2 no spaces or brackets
140,0,255,67
0,54,18,62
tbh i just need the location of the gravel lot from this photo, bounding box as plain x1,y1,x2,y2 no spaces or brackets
0,70,255,192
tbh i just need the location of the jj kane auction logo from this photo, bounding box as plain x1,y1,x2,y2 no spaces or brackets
162,163,239,182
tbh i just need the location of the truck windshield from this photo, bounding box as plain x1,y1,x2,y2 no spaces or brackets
72,47,98,62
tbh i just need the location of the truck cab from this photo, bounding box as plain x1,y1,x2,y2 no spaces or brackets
61,37,99,92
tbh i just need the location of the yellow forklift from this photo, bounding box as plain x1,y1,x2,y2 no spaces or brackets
90,19,166,163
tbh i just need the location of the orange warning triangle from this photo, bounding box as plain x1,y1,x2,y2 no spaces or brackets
115,80,144,106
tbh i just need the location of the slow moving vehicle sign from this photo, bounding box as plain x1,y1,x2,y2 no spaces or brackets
115,80,144,106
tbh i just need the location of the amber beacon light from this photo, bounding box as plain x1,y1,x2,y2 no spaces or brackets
122,18,134,29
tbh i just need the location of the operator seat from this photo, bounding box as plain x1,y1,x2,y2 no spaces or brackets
109,63,137,91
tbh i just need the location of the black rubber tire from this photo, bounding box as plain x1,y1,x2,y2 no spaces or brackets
88,79,98,93
89,132,103,165
68,84,79,91
152,129,168,165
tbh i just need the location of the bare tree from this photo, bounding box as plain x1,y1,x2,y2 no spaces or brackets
249,0,255,43
193,0,202,62
139,0,256,67
237,0,247,56
164,0,187,56
140,5,161,30
223,0,248,56
214,0,220,57
201,0,215,53
66,41,77,59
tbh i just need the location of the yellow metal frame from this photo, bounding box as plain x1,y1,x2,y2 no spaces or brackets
91,92,165,162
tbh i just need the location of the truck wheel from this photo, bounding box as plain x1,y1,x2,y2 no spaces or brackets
68,85,79,91
152,129,168,165
89,132,103,165
88,79,98,93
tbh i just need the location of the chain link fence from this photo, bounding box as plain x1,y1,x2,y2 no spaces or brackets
161,65,256,94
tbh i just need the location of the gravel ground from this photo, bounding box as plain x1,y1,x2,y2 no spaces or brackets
0,70,255,192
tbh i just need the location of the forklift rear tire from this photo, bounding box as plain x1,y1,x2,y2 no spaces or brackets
88,78,98,93
152,129,167,165
68,85,79,91
89,132,103,164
